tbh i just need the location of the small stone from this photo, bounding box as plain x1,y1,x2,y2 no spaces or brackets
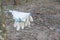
0,30,2,33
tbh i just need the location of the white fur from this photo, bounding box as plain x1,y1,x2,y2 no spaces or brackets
9,10,30,21
9,10,33,31
14,15,33,31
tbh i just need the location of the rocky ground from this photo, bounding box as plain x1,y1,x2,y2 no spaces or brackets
5,13,60,40
2,0,60,40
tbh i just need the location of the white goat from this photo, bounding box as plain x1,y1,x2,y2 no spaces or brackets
9,10,33,31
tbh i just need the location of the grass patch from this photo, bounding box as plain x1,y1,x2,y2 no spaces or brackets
54,0,60,3
59,37,60,40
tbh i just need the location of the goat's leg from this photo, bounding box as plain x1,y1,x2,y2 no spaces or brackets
14,22,17,27
21,22,25,29
29,16,33,22
16,26,20,31
16,22,21,31
21,25,24,29
25,18,31,28
28,21,31,27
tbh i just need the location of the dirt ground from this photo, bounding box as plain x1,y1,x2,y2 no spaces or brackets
2,0,60,40
5,13,60,40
